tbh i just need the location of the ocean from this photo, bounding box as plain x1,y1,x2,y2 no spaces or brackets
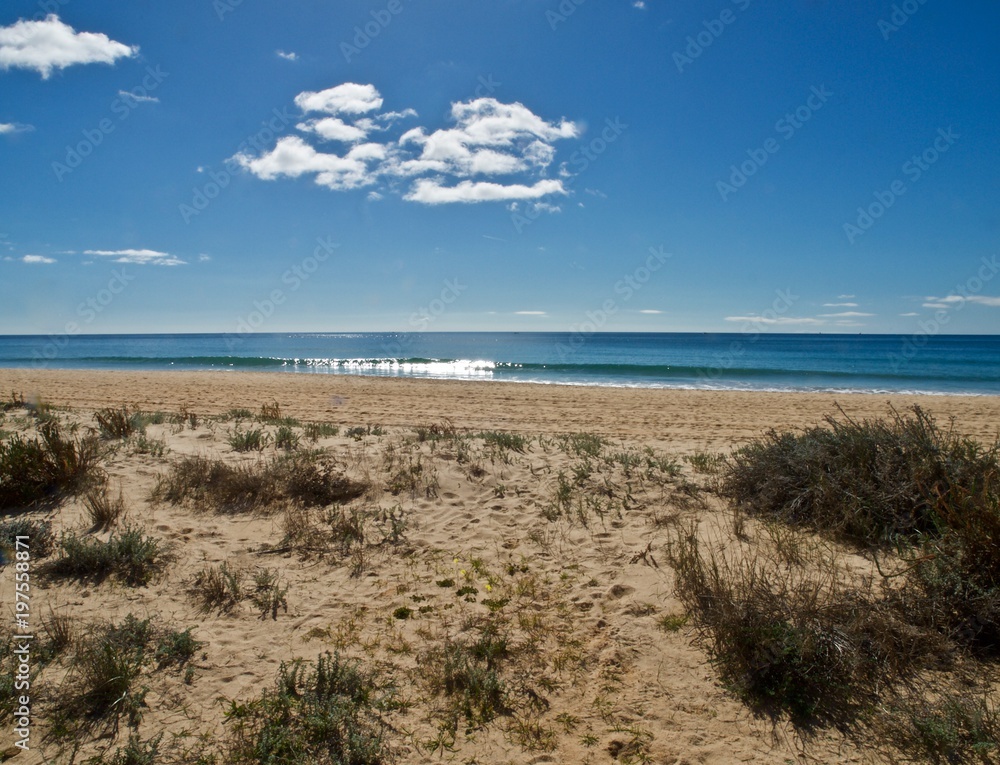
2,332,999,396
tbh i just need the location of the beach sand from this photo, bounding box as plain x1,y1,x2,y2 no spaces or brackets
2,368,999,764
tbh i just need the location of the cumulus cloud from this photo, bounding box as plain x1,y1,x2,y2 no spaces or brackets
84,248,185,266
297,117,367,143
235,83,579,205
404,178,567,205
0,121,33,134
295,83,383,116
276,50,298,61
0,15,137,79
22,254,55,264
234,136,384,190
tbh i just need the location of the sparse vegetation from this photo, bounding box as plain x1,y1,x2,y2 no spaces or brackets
191,562,245,613
83,481,127,531
227,427,269,452
48,527,165,586
0,516,54,558
0,420,102,508
94,406,143,440
153,453,367,514
223,652,395,765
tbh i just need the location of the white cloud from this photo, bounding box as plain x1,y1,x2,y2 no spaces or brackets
366,191,383,201
818,311,875,317
0,122,33,134
198,254,211,262
925,294,1000,308
633,1,647,8
237,84,579,205
118,89,158,104
838,294,855,299
515,311,546,315
724,316,826,326
899,312,919,317
0,15,137,79
22,254,55,264
297,117,367,143
84,248,185,266
235,135,383,190
822,302,858,307
276,50,298,61
404,178,568,205
584,187,607,198
389,98,578,179
295,83,382,116
638,309,662,314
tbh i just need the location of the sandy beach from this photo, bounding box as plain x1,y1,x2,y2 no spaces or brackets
2,369,999,764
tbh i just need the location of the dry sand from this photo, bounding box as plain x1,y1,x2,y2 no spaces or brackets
1,369,998,764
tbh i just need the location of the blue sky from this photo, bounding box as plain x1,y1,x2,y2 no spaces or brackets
1,0,999,335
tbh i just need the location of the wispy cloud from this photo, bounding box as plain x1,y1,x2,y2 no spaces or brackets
724,315,825,326
84,248,186,266
117,89,158,104
638,309,662,314
899,312,919,317
925,294,1000,308
822,302,858,307
22,254,55,264
0,122,34,135
837,294,856,299
235,83,580,205
818,311,874,318
275,49,298,61
514,310,546,316
0,15,137,79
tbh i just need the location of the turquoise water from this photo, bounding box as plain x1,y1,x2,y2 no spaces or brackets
1,332,999,395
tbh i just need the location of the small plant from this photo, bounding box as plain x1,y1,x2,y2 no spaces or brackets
155,628,203,669
274,425,300,451
304,422,339,441
684,451,726,475
130,432,167,458
249,568,288,620
94,406,143,439
259,400,282,422
228,427,269,452
226,408,254,421
50,527,165,586
43,610,75,657
223,652,394,765
91,732,163,765
83,481,127,531
656,613,689,632
480,430,529,453
191,562,245,613
0,421,102,509
393,606,413,620
561,432,606,458
0,517,54,559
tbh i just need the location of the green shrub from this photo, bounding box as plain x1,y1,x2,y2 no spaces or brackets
94,406,144,439
719,406,999,547
49,527,165,586
0,517,54,558
228,428,269,452
0,421,102,508
224,652,394,765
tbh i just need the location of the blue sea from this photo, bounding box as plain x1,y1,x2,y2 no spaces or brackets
1,332,999,396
